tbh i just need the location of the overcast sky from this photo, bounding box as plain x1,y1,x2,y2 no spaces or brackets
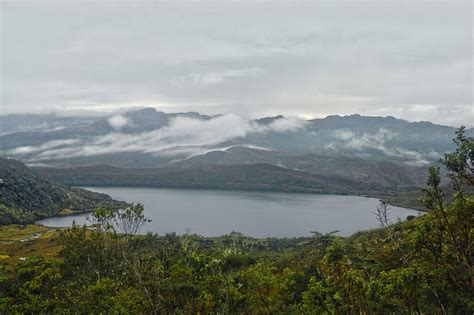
0,1,472,126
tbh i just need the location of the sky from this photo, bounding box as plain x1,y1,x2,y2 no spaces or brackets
0,1,472,127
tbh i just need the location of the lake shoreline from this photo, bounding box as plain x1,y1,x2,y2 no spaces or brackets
37,187,421,238
71,184,424,211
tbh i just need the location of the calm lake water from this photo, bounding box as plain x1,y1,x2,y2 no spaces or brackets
37,187,420,237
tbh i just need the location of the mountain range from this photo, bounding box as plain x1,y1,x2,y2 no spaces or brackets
0,108,471,169
0,108,468,211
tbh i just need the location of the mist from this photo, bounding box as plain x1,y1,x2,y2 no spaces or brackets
7,114,307,162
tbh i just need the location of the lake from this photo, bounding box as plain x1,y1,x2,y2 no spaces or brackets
37,187,420,237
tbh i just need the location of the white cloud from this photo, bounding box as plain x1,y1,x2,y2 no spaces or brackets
13,114,305,161
266,117,308,132
108,115,129,129
8,139,80,156
328,128,433,165
184,68,264,86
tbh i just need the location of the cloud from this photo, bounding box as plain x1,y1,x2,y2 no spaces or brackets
331,128,396,151
265,117,308,132
108,115,129,129
8,139,81,156
1,2,471,127
182,67,264,86
10,114,306,162
328,128,434,165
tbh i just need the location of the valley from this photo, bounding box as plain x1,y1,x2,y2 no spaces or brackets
0,96,471,315
1,2,472,311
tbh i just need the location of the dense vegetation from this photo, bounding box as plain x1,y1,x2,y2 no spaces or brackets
0,158,126,225
0,128,472,313
36,163,388,193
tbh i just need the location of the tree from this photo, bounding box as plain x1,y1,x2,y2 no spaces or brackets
373,201,391,228
413,127,474,311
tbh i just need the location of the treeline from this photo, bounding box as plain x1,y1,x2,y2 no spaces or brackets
0,128,472,313
37,162,424,210
37,163,384,194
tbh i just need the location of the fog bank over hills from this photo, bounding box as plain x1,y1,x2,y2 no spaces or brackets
0,108,471,170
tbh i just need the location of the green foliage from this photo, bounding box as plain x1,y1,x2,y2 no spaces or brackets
0,158,127,224
0,128,472,313
6,256,62,313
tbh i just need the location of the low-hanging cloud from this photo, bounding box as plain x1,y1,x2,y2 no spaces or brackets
327,128,439,165
7,139,81,156
7,114,307,162
265,117,308,133
108,115,129,129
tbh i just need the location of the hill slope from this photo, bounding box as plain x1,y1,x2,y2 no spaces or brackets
171,147,428,187
0,158,126,224
36,163,420,200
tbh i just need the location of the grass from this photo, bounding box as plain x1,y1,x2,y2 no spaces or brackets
0,224,49,241
0,224,63,270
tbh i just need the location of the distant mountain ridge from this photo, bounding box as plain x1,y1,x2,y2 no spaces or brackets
0,108,471,169
170,147,428,187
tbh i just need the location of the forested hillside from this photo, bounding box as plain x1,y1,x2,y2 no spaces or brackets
36,162,424,210
171,147,429,187
0,158,126,224
37,163,388,193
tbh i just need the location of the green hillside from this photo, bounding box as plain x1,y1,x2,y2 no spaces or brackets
37,162,421,194
0,158,126,224
36,162,425,209
172,147,429,187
